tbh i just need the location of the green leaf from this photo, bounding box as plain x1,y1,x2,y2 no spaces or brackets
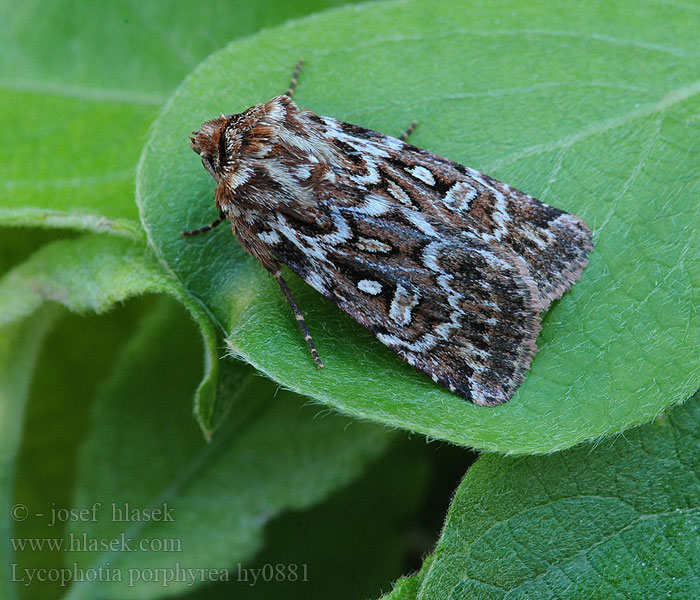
0,237,174,324
160,439,427,600
0,0,369,233
12,298,163,600
0,234,228,435
56,298,393,599
0,235,187,599
395,391,700,599
0,86,153,236
139,0,700,453
381,556,434,600
2,245,394,598
0,305,62,600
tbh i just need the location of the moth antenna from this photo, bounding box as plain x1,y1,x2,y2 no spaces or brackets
399,120,419,142
285,58,304,98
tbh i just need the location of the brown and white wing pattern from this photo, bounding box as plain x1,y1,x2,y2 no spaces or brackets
315,116,593,311
267,203,542,405
192,95,593,405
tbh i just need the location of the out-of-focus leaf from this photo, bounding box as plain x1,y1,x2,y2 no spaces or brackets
0,234,229,434
0,305,62,600
12,298,161,600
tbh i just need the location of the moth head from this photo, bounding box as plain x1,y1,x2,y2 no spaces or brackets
190,100,288,182
190,115,230,178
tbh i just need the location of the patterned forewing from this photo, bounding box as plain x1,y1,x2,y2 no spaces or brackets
318,115,593,309
268,200,541,406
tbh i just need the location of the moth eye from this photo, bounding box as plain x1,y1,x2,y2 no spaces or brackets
200,154,218,179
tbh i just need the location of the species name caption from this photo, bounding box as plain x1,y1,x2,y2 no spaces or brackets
183,59,593,406
10,563,308,589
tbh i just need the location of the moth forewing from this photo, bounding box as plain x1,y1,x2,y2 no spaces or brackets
185,63,592,406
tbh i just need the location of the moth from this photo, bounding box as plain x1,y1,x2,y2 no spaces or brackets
184,60,593,406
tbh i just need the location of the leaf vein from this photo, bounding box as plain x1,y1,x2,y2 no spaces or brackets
485,79,700,173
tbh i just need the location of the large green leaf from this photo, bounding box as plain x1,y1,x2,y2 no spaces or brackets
0,236,174,600
389,391,700,599
138,0,700,453
0,0,367,233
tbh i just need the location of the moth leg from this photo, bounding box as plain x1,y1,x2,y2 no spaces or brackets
398,120,418,142
285,59,304,98
182,211,226,237
274,269,324,369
